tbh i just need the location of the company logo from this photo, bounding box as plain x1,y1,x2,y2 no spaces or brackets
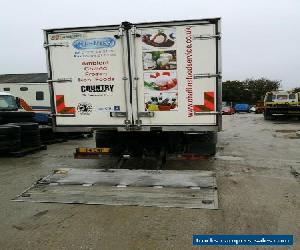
81,85,114,93
77,102,93,115
73,37,116,50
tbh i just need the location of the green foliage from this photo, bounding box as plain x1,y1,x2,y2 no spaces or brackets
222,78,281,104
292,87,300,93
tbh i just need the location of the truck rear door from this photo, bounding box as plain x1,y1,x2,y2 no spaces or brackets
45,27,132,126
130,20,221,127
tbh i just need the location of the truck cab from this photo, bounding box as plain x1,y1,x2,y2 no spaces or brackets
0,92,35,124
264,91,300,120
0,92,19,111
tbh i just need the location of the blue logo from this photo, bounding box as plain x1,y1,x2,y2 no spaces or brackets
73,37,116,50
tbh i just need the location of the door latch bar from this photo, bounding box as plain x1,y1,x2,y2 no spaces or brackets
193,73,222,79
47,78,72,83
193,34,221,40
110,112,127,118
138,112,154,118
44,43,69,48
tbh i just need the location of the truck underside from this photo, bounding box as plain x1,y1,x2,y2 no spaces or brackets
264,105,300,120
95,130,217,157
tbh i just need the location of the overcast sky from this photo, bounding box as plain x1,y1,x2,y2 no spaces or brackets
1,0,299,89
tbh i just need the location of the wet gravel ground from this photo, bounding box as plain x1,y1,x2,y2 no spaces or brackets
0,113,299,250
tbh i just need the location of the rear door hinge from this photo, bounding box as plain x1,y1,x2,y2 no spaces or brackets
47,78,72,83
44,43,69,48
193,34,221,40
193,73,222,79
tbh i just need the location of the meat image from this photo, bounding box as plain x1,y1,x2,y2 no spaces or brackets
142,28,176,48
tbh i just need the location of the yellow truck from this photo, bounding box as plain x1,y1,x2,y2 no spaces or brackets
264,91,300,120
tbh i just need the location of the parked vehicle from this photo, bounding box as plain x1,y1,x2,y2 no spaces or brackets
254,101,264,114
234,103,250,113
44,18,222,157
0,92,35,124
0,92,42,153
222,106,235,115
249,106,256,113
264,91,300,120
0,73,51,124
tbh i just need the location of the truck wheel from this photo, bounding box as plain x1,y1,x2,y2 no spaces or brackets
264,110,273,120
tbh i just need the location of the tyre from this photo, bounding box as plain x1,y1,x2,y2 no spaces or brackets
22,139,41,147
7,122,39,131
22,135,40,141
264,110,273,120
21,130,40,137
40,126,54,140
0,139,21,151
0,125,20,135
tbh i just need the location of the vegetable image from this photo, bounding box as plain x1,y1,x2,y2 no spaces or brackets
144,92,178,112
143,51,177,71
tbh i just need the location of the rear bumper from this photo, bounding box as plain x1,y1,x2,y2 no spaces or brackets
266,107,300,115
54,125,220,133
54,113,222,133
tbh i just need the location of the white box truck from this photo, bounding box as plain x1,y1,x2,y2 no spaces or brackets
44,18,222,158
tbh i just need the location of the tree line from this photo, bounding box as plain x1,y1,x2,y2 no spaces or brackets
222,78,299,105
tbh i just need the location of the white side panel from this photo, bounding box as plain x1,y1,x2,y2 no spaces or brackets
133,24,217,125
47,30,130,126
0,83,50,109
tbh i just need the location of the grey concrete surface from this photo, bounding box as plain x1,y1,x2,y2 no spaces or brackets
0,113,299,250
